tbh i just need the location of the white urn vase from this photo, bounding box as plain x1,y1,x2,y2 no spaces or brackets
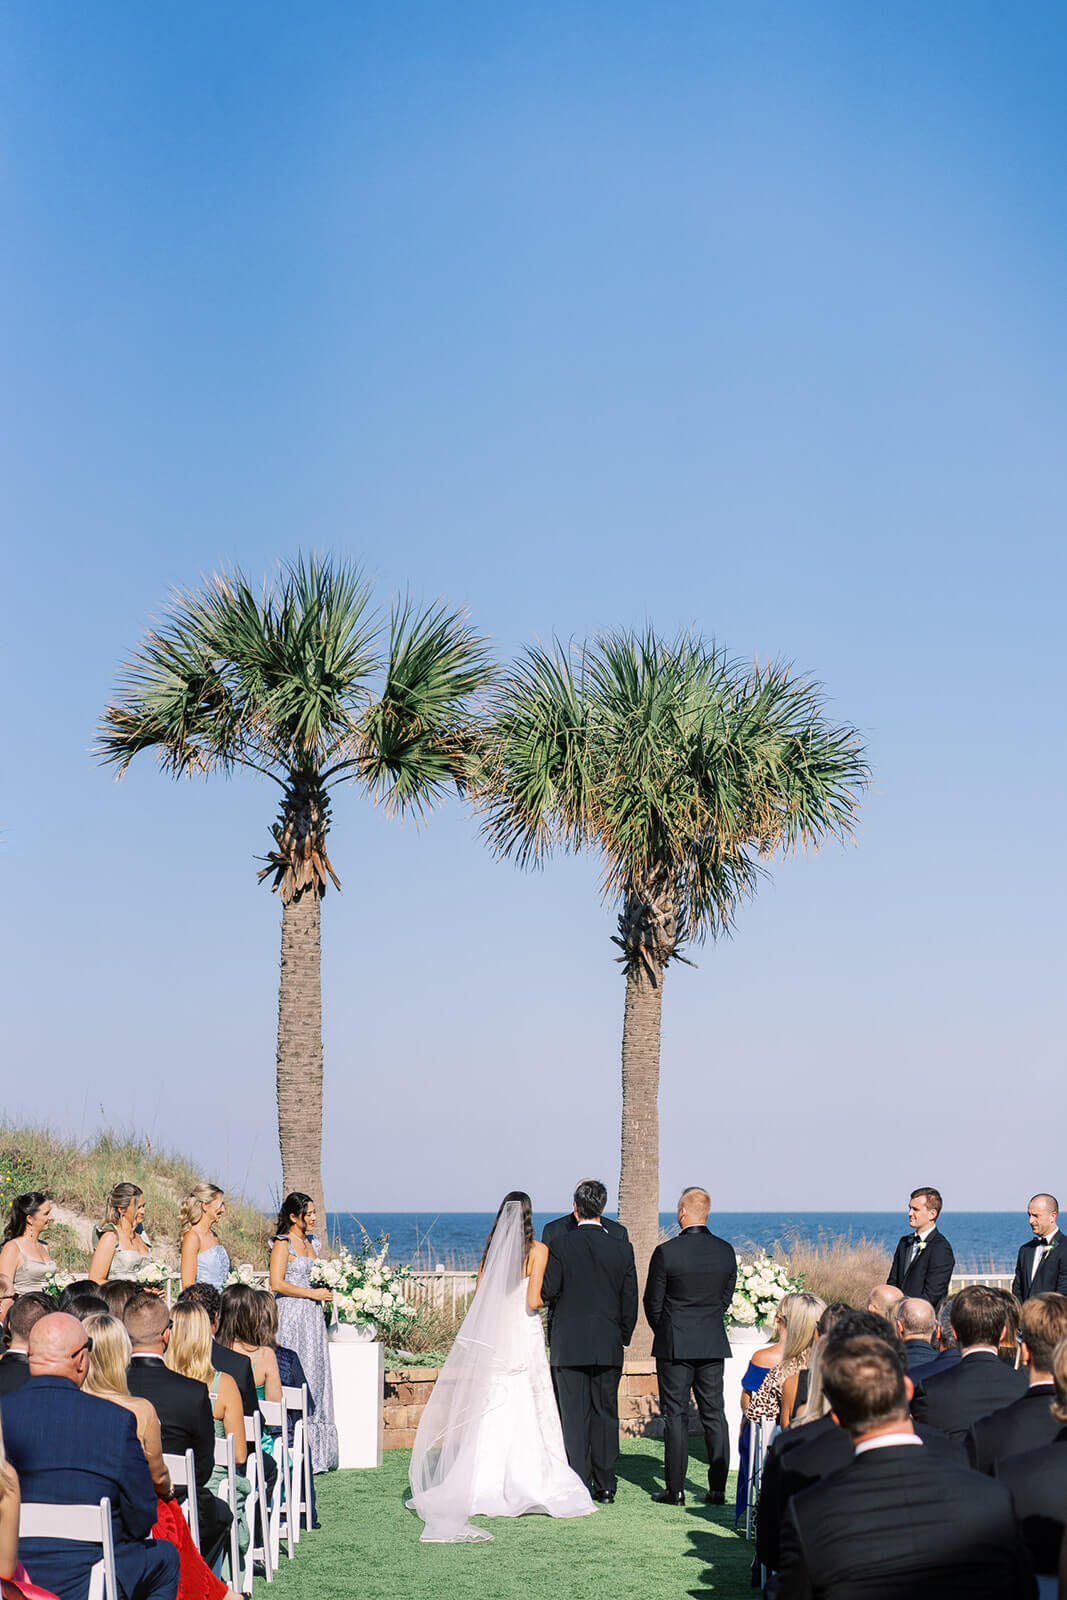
329,1321,378,1344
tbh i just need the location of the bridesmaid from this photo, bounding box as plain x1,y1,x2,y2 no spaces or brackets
88,1184,151,1283
179,1183,230,1291
0,1193,54,1294
269,1193,338,1473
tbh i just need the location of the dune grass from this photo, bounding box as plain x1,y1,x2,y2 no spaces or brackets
0,1124,272,1271
769,1229,891,1305
267,1442,752,1600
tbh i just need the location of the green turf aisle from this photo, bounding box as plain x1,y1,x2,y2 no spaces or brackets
267,1440,753,1599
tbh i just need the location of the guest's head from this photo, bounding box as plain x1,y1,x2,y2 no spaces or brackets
3,1291,52,1352
896,1298,936,1343
907,1188,943,1230
821,1335,909,1440
866,1284,905,1323
255,1290,280,1349
275,1192,315,1239
178,1183,225,1238
825,1308,908,1365
1051,1336,1067,1424
798,1306,853,1425
2,1192,52,1243
935,1294,958,1351
817,1303,851,1338
573,1180,608,1220
27,1311,92,1386
1019,1293,1067,1379
779,1291,826,1366
61,1292,109,1324
82,1313,132,1397
165,1302,215,1384
102,1183,145,1230
1028,1194,1059,1239
177,1282,222,1329
950,1284,1007,1351
96,1278,141,1319
56,1280,98,1310
677,1188,711,1227
217,1283,262,1348
992,1287,1021,1364
124,1291,172,1353
480,1192,534,1272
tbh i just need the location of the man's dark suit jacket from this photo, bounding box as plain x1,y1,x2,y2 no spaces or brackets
541,1223,637,1367
642,1225,736,1361
541,1212,628,1244
127,1352,230,1563
757,1415,964,1574
916,1343,961,1381
967,1383,1060,1472
1,1374,177,1600
902,1338,938,1374
994,1430,1067,1576
778,1441,1035,1599
911,1348,1028,1440
887,1227,955,1307
212,1337,257,1417
0,1348,30,1392
1011,1232,1067,1302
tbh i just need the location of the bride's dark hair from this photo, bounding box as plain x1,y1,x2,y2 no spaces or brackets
479,1191,534,1273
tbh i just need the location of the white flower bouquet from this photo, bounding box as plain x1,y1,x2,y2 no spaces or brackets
309,1240,417,1342
728,1252,799,1328
42,1267,76,1299
225,1262,261,1287
133,1260,178,1290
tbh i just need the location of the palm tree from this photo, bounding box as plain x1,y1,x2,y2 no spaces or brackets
480,630,869,1352
98,556,491,1219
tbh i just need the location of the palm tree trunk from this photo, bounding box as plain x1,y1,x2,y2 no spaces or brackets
617,960,664,1360
276,891,326,1224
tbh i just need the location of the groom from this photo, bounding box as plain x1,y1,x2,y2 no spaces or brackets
540,1179,638,1503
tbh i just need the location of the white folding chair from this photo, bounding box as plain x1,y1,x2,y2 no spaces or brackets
242,1408,274,1588
744,1420,773,1541
213,1431,241,1588
282,1383,313,1538
19,1499,117,1600
258,1397,294,1564
161,1448,200,1553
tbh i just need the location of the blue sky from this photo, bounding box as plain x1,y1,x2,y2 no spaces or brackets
2,2,1064,1213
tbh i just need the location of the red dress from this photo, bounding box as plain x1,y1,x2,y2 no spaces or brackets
152,1498,228,1600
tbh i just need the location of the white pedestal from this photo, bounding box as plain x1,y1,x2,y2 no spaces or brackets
328,1338,384,1469
724,1325,768,1469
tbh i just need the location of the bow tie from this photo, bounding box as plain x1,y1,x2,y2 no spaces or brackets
1034,1237,1055,1247
910,1235,924,1244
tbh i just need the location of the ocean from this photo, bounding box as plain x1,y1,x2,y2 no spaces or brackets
325,1211,1027,1273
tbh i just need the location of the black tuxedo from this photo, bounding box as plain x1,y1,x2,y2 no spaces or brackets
967,1383,1061,1472
911,1348,1028,1441
757,1416,964,1574
902,1337,939,1374
541,1222,638,1496
541,1212,628,1244
994,1429,1067,1576
1011,1231,1067,1302
887,1226,954,1307
778,1442,1035,1599
916,1343,961,1381
0,1348,30,1393
642,1225,736,1494
127,1353,232,1566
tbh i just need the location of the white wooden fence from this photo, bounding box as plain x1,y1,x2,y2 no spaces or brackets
398,1270,477,1317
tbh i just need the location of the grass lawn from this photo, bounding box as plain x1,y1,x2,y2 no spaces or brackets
268,1440,754,1599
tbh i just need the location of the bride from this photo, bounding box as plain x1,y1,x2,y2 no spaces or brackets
408,1192,596,1542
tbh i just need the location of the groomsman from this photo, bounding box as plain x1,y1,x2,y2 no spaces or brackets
541,1180,638,1503
642,1187,736,1506
1011,1193,1067,1302
542,1182,629,1243
887,1187,954,1308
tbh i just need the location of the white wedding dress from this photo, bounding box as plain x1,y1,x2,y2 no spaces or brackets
408,1201,595,1542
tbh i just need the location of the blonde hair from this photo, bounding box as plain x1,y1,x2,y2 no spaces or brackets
165,1302,215,1385
178,1183,224,1240
780,1291,826,1367
103,1183,143,1227
82,1314,132,1397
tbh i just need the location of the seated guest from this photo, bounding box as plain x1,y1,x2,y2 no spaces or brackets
866,1283,905,1322
61,1291,109,1324
255,1288,319,1526
98,1278,143,1320
994,1286,1023,1366
124,1292,232,1572
777,1335,1034,1600
969,1293,1067,1472
993,1331,1067,1582
918,1292,962,1380
176,1284,258,1419
0,1292,52,1394
55,1281,99,1309
896,1297,939,1373
216,1284,282,1408
912,1284,1027,1440
1,1310,179,1600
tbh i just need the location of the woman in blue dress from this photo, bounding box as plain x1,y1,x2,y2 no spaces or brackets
269,1192,338,1473
179,1182,230,1291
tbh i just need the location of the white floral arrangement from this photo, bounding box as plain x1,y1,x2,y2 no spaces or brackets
225,1262,261,1287
133,1260,178,1290
309,1241,417,1341
728,1252,799,1328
